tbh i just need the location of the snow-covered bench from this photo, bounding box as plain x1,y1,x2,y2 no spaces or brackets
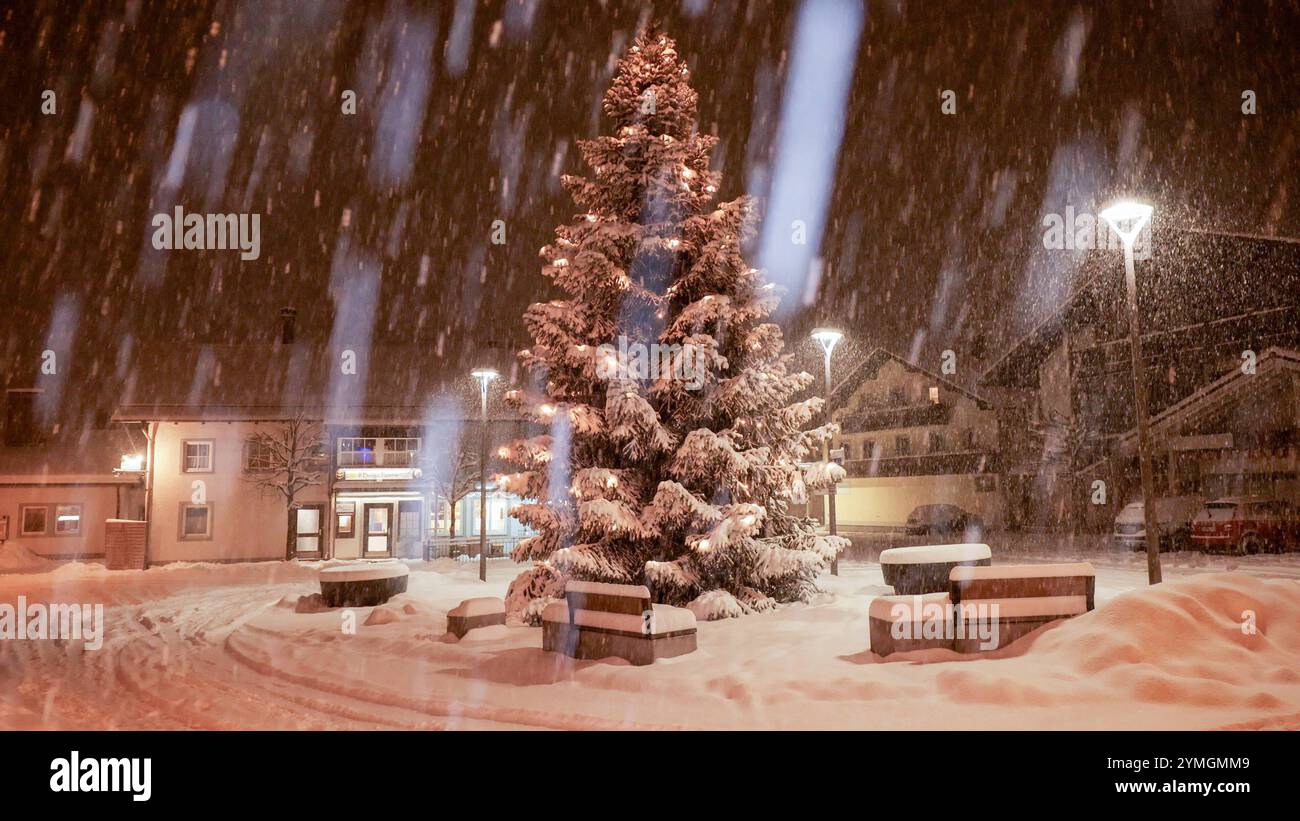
541,581,697,665
319,562,409,608
948,562,1095,653
879,543,991,595
446,597,506,638
869,592,954,656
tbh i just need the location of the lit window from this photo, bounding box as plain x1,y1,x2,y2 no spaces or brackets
180,503,212,540
182,440,213,472
54,504,82,536
336,501,356,538
382,438,421,467
19,505,48,536
244,438,277,471
337,438,376,466
928,386,940,404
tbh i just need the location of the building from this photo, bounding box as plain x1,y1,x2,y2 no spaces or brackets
824,348,1001,527
0,399,145,560
1103,347,1300,503
979,228,1300,529
99,322,535,566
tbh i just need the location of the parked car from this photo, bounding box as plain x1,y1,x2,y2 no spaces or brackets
905,504,985,540
1111,495,1204,552
1190,496,1298,554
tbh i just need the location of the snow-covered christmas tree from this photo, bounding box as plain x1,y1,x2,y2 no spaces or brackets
499,29,846,621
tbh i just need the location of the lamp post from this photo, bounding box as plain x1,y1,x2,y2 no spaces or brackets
811,328,844,576
1099,200,1161,585
470,367,499,582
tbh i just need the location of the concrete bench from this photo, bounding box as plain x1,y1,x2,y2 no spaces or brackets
446,596,506,638
319,562,409,607
541,581,697,665
869,592,955,656
948,562,1095,653
880,543,991,594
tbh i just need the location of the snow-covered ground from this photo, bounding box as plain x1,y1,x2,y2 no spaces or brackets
2,548,1299,730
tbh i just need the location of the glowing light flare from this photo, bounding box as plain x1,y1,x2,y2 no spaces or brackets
1098,200,1154,249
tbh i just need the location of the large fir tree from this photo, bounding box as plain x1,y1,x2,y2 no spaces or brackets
499,30,846,620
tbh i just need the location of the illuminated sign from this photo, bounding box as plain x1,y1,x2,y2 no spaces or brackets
335,467,422,482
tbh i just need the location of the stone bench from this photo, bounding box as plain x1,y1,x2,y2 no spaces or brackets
880,543,991,594
869,592,955,656
948,562,1095,653
541,581,697,666
319,562,409,608
446,596,506,638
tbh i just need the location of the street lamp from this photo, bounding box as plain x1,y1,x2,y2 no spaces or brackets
470,367,499,582
1099,199,1161,585
810,327,843,576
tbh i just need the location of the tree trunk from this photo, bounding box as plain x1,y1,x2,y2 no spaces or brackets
449,500,458,538
286,506,296,561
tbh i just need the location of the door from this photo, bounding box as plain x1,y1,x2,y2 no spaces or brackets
397,499,423,558
363,503,392,557
294,505,324,558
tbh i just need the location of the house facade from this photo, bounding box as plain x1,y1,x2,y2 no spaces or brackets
115,411,533,566
979,229,1300,530
824,349,1001,527
0,389,146,560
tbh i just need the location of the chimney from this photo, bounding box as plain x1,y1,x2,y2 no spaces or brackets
279,307,298,344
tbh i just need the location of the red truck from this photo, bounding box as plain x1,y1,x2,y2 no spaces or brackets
1190,496,1298,554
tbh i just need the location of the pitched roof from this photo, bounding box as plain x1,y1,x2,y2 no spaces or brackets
111,342,521,423
980,228,1300,389
1111,346,1300,454
827,347,990,411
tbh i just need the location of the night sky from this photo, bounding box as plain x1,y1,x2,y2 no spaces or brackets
2,0,1298,419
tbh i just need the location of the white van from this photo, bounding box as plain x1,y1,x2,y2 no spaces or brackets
1112,496,1204,551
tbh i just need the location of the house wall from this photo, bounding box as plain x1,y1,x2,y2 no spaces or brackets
834,474,1002,527
832,358,997,458
0,483,129,559
148,421,327,564
829,357,1001,527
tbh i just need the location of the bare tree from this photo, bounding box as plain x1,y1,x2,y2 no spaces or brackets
243,416,326,559
427,443,479,539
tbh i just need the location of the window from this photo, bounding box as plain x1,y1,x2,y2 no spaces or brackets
20,505,48,536
895,435,911,457
4,390,42,446
928,431,946,454
840,442,853,460
337,438,376,466
336,501,356,538
179,503,212,540
961,428,976,451
54,504,82,536
244,438,277,471
928,386,940,404
863,440,877,460
382,437,421,467
182,440,213,472
889,386,906,406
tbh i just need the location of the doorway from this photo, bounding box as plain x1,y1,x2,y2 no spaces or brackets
294,504,324,559
363,503,393,557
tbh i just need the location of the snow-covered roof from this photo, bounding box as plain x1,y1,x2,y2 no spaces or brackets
1111,346,1300,454
980,228,1300,389
828,348,990,411
111,342,527,424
